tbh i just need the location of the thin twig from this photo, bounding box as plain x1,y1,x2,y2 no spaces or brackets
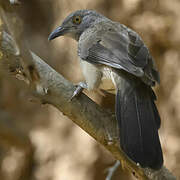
106,161,121,180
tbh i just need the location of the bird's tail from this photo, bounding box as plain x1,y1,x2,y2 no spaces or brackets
115,73,163,169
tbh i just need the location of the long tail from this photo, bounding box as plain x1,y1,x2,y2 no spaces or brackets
115,74,163,169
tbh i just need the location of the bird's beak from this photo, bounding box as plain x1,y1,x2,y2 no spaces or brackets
48,26,66,41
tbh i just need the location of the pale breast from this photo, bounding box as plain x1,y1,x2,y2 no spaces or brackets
79,58,102,90
79,57,117,93
99,66,117,94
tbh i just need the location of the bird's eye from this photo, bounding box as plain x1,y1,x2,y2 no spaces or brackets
73,15,82,25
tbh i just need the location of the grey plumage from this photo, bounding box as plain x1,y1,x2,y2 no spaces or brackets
48,9,163,169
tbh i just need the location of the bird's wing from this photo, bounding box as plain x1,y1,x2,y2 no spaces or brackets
78,22,160,86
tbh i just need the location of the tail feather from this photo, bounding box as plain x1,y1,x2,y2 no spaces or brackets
115,77,163,169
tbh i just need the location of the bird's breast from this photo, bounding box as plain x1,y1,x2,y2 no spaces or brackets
99,66,117,94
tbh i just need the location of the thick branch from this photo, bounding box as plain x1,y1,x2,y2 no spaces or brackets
0,0,39,83
0,30,176,180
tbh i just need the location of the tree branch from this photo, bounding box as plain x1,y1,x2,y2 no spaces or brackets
0,0,39,84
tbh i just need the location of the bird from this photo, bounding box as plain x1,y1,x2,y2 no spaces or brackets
48,9,163,170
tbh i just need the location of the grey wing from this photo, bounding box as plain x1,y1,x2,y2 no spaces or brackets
78,24,160,86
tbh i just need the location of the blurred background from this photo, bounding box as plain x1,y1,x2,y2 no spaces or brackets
0,0,180,179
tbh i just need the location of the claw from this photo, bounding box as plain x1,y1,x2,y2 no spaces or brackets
69,82,88,101
70,85,84,101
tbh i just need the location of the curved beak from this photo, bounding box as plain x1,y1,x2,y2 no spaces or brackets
48,26,66,41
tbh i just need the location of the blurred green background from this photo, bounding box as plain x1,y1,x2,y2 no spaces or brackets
0,0,180,179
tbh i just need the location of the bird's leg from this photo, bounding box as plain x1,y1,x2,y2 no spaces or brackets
70,81,88,100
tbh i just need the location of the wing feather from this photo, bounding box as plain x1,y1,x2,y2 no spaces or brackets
78,22,159,86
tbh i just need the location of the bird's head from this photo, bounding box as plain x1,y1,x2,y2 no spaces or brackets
48,10,105,41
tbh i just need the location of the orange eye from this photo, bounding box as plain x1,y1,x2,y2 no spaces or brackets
73,15,82,25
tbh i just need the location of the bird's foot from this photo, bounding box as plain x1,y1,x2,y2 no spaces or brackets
70,82,87,101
